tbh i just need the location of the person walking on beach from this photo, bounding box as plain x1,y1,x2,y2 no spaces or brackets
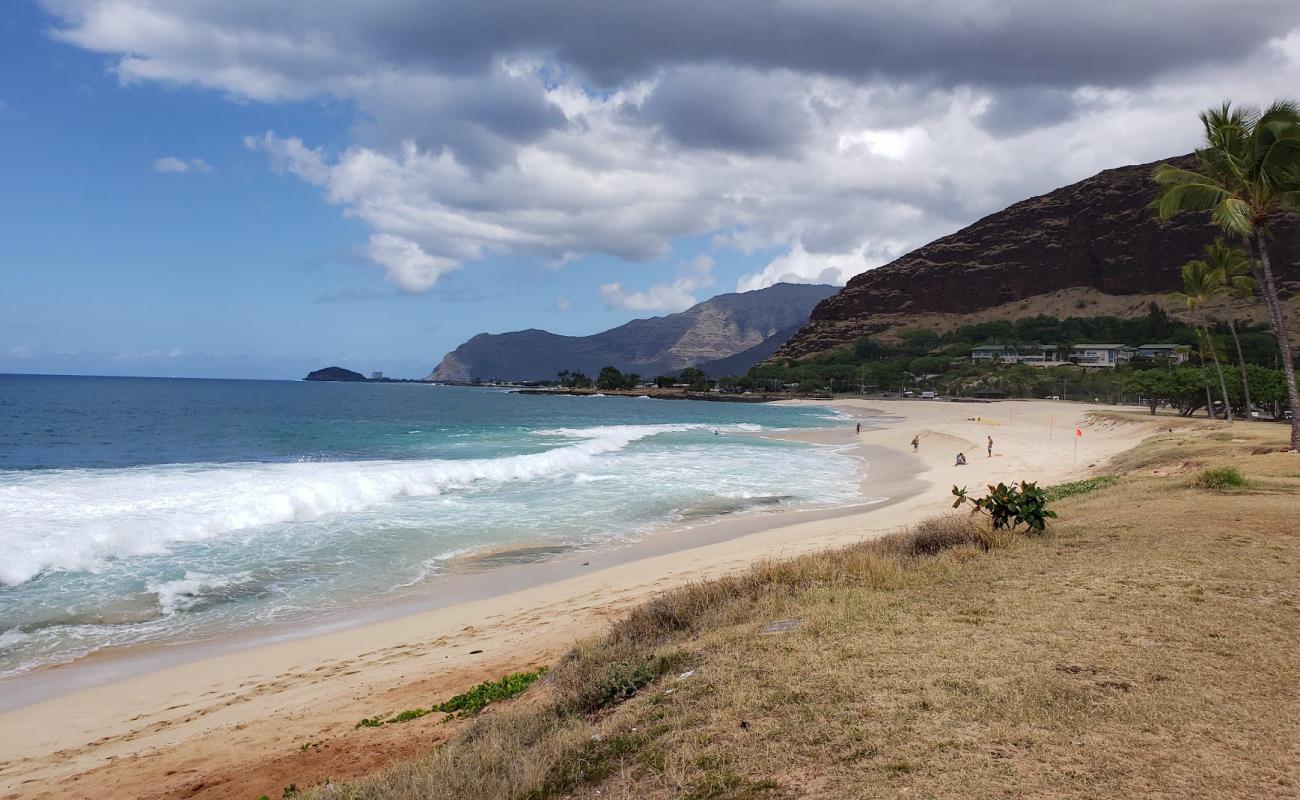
911,435,919,453
987,435,993,458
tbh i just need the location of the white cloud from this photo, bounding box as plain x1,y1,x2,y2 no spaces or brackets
599,255,715,312
46,2,1300,296
736,240,912,292
365,233,459,293
153,156,213,173
553,297,574,312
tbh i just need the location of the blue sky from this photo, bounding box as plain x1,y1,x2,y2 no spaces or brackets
0,4,788,379
3,1,1296,379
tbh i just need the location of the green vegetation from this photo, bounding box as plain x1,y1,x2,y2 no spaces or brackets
1124,363,1289,418
555,369,593,389
595,366,641,390
1173,251,1236,421
746,305,1284,401
356,668,549,729
951,481,1056,533
1045,475,1120,501
434,668,549,718
1153,99,1300,449
678,366,709,391
1193,466,1248,491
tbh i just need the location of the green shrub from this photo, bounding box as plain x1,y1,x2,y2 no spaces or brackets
355,667,548,729
433,668,549,718
1045,475,1120,501
1193,467,1247,491
593,661,658,708
952,481,1056,533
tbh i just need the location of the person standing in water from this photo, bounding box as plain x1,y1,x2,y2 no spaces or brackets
987,435,993,457
856,422,861,435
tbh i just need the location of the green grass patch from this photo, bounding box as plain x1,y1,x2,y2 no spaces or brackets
1193,467,1247,491
356,667,548,729
1044,475,1120,501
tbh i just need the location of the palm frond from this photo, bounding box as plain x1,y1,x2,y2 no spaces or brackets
1152,164,1220,187
1210,197,1253,236
1257,97,1300,128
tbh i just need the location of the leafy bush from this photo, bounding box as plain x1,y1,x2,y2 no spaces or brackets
952,481,1057,533
356,667,548,728
592,661,658,707
433,668,549,718
1193,466,1247,491
1045,475,1120,501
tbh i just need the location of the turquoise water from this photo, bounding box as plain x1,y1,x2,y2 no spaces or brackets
0,376,862,676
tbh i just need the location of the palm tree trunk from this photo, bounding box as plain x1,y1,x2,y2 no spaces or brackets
1252,236,1300,448
1199,342,1215,418
1226,318,1253,420
1203,325,1233,421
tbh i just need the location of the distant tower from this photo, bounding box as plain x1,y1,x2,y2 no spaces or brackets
371,371,383,381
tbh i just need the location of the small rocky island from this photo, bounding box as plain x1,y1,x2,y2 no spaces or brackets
304,366,368,382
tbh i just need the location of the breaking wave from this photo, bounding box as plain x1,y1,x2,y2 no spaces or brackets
0,424,732,586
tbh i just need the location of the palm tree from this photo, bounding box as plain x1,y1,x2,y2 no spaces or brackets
1173,259,1234,421
1153,100,1300,447
1202,238,1259,418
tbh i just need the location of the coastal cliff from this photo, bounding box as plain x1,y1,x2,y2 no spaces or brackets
427,283,836,382
775,154,1300,359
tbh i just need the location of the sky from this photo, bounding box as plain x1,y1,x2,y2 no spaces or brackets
3,1,1300,379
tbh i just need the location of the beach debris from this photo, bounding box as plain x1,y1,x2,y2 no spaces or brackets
469,649,483,654
677,669,695,680
760,619,802,635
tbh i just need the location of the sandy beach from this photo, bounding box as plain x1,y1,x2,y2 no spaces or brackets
0,399,1161,800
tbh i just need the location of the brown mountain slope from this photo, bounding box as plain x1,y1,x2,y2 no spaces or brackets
775,154,1300,358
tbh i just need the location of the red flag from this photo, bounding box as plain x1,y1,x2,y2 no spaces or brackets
1075,428,1082,437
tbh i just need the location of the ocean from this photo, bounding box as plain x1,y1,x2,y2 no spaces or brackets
0,375,864,678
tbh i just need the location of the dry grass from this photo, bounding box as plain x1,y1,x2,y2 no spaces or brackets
309,424,1300,800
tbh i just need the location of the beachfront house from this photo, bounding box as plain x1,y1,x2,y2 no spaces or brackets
1016,345,1063,367
1134,344,1191,364
1070,344,1132,368
971,345,1008,362
970,344,1064,367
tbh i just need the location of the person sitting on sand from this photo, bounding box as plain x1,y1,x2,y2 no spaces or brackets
955,452,967,466
911,435,919,452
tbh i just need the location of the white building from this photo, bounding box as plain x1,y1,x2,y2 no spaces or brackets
1070,344,1132,368
1134,344,1191,364
970,345,1065,368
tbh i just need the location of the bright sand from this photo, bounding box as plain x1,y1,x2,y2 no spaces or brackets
0,399,1155,799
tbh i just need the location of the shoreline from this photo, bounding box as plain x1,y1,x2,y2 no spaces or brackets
0,399,1156,799
0,412,887,712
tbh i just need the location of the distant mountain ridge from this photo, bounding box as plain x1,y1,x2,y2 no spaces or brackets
427,283,837,382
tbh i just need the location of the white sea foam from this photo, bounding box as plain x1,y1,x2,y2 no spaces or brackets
147,571,252,615
0,424,702,586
